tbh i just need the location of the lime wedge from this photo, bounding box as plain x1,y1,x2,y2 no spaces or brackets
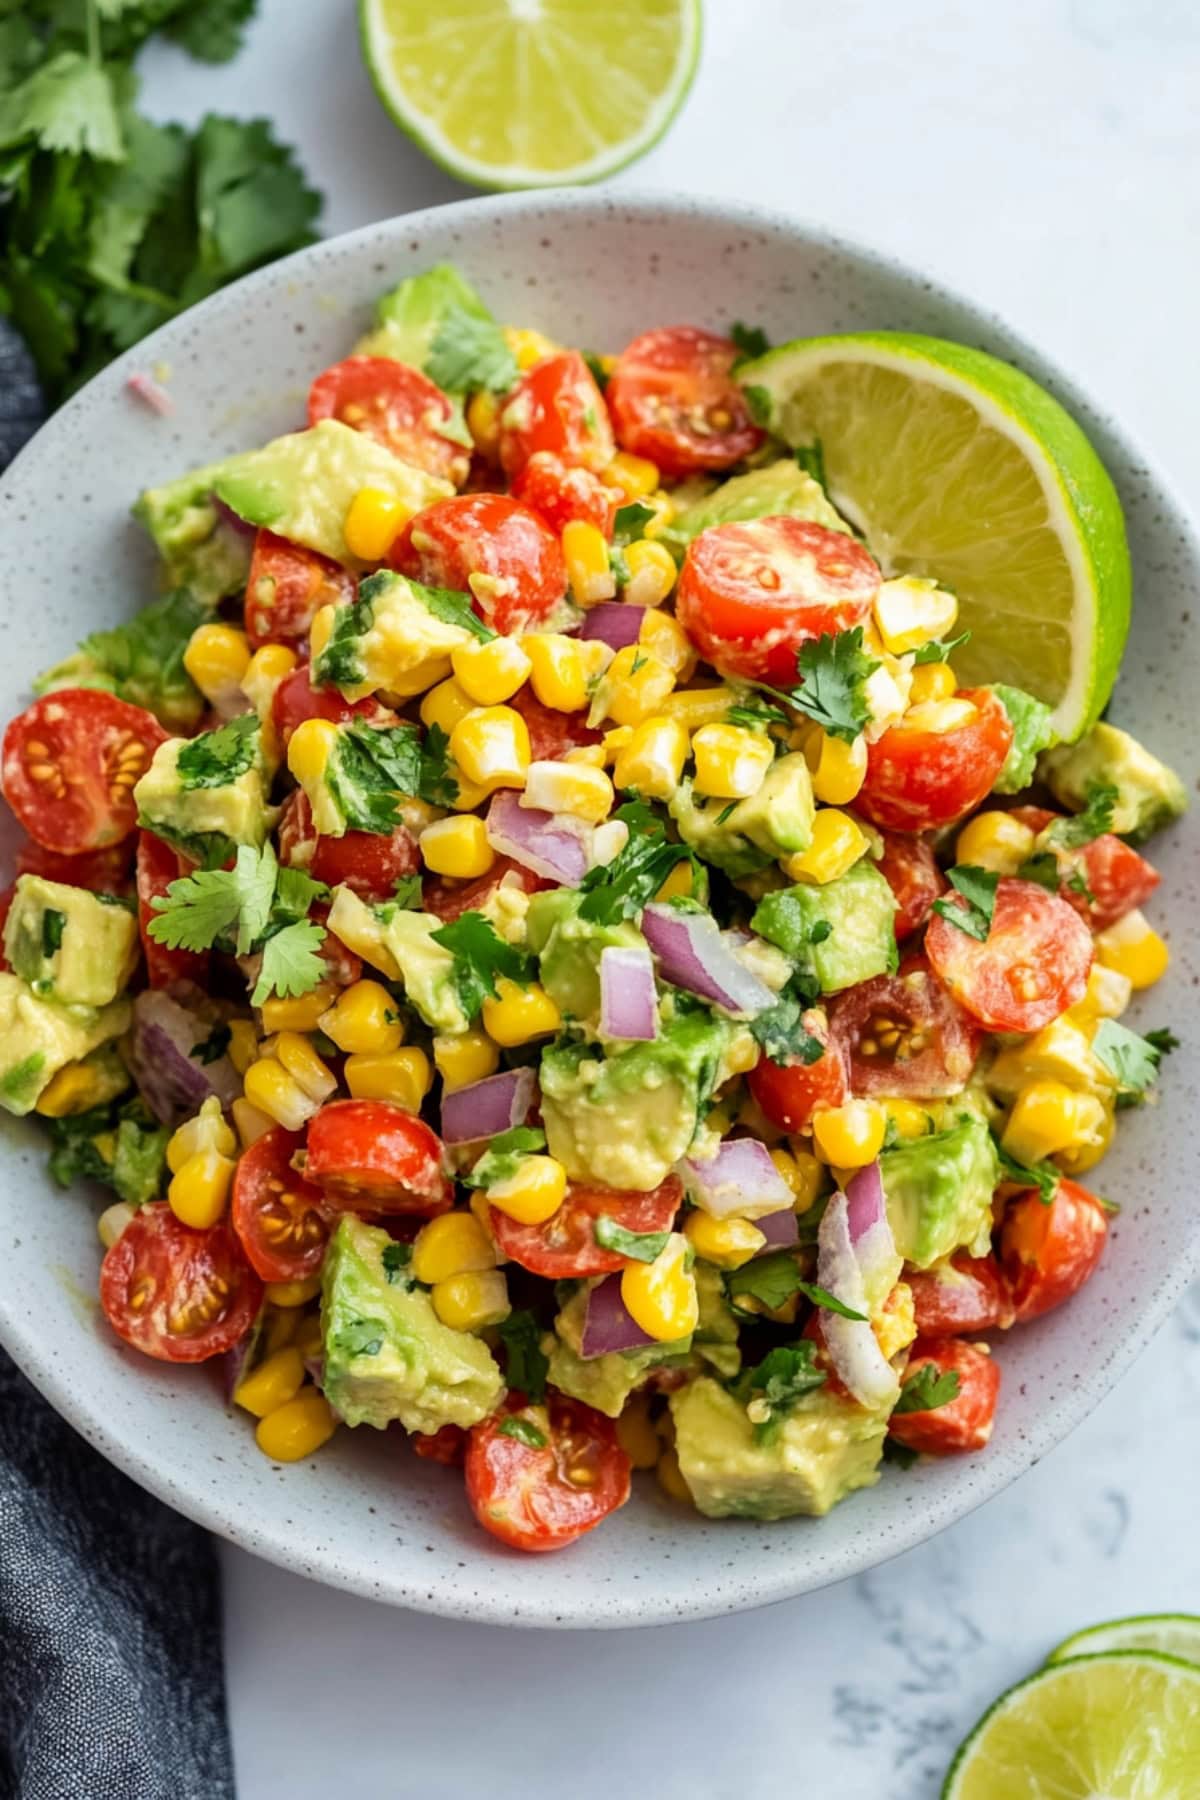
942,1651,1200,1799
739,333,1131,741
359,0,702,190
1048,1614,1200,1667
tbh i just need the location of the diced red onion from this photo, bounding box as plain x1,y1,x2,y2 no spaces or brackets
581,1275,656,1357
486,791,589,885
599,945,658,1040
755,1207,799,1251
127,371,172,415
129,990,241,1127
642,903,775,1017
212,494,257,538
441,1067,536,1145
681,1136,794,1221
844,1161,901,1308
816,1187,901,1410
581,603,643,651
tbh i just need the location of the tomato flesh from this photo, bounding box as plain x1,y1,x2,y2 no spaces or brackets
308,356,469,486
498,351,615,477
875,831,946,939
507,684,601,762
271,665,397,750
887,1337,1000,1455
491,1177,682,1278
100,1203,262,1363
907,1253,1015,1336
511,450,617,537
827,959,983,1099
676,517,881,684
232,1126,330,1284
390,494,567,635
278,789,419,903
305,1099,452,1215
1000,1177,1108,1322
3,690,166,853
15,835,135,894
244,529,353,650
465,1393,631,1552
857,688,1013,833
412,1424,468,1466
422,854,550,925
606,326,763,476
137,830,210,989
1009,806,1160,932
926,877,1093,1033
746,1010,848,1133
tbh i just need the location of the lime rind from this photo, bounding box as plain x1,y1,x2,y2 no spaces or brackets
1047,1612,1200,1667
358,0,703,191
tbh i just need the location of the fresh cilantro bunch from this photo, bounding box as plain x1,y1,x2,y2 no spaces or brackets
764,627,880,743
0,0,321,400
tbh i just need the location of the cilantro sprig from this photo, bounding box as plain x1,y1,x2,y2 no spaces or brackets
995,1140,1060,1206
147,842,329,1006
1042,783,1118,851
733,1343,826,1445
893,1363,962,1415
767,627,880,744
425,307,518,395
577,801,698,924
931,865,1000,941
326,721,459,832
430,911,537,1021
912,630,972,666
1092,1019,1168,1100
593,1217,670,1264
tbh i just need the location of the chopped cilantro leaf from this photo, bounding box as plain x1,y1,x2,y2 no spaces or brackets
741,383,772,428
272,864,329,921
593,1217,670,1264
413,580,496,643
779,627,879,744
795,1281,868,1322
418,723,459,809
430,911,536,1021
459,1126,548,1193
995,1139,1060,1206
577,802,696,924
425,306,518,394
931,865,999,942
148,841,277,955
191,1024,232,1066
1043,783,1118,850
726,1251,804,1314
883,1436,919,1469
794,441,827,490
497,1309,549,1402
613,501,655,541
497,1415,548,1449
713,800,740,825
311,589,371,689
749,981,824,1065
912,630,972,666
1017,851,1062,893
392,873,423,909
41,909,66,957
176,712,259,791
1143,1028,1180,1056
1092,1019,1165,1097
733,1342,826,1444
730,321,770,361
893,1363,961,1415
253,919,327,1007
382,1241,413,1284
726,701,786,731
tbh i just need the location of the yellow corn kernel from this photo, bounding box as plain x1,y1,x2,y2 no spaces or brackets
775,1145,825,1213
97,1201,135,1250
591,819,628,867
953,810,1035,876
691,722,775,799
873,577,958,656
640,490,676,540
562,744,605,770
683,1210,766,1270
431,1269,511,1332
522,632,588,712
1065,962,1134,1028
606,450,660,500
274,1031,336,1103
286,716,339,786
621,1234,698,1343
718,1030,758,1079
241,642,298,712
449,705,531,792
806,728,868,806
624,539,678,608
33,1061,112,1118
658,686,736,731
1055,1101,1115,1174
227,1019,260,1076
1001,1080,1090,1163
907,661,959,706
260,982,338,1035
234,1346,307,1419
873,1281,917,1361
168,1148,235,1230
903,696,976,735
345,1046,432,1112
183,623,251,707
812,1098,887,1168
615,1394,660,1469
319,979,405,1055
412,1210,497,1285
309,605,336,661
481,978,560,1047
255,1388,338,1461
243,1057,320,1132
466,389,500,458
784,808,869,885
655,1446,693,1505
447,771,492,814
655,860,695,904
1094,909,1170,990
879,1097,932,1140
419,813,496,878
433,1029,500,1090
603,646,676,726
231,1096,275,1149
638,610,693,681
562,519,616,604
264,1273,323,1308
486,1154,567,1225
522,759,614,823
504,325,558,369
611,714,689,801
344,486,409,562
167,1095,236,1172
451,635,532,705
419,676,476,736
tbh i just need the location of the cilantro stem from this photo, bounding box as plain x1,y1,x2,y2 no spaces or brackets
86,0,100,64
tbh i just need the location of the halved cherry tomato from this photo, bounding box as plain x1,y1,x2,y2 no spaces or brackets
507,684,601,762
887,1337,1000,1455
746,1009,848,1132
1009,805,1160,932
606,326,763,476
422,853,550,925
100,1203,263,1363
137,830,210,990
412,1423,467,1465
906,1253,1015,1336
308,356,470,486
857,688,1013,833
15,835,135,894
827,959,982,1098
278,790,419,902
2,690,166,854
925,877,1093,1033
465,1392,631,1552
999,1177,1108,1323
305,1099,452,1216
511,451,617,537
875,831,946,940
231,1126,329,1284
271,665,397,750
490,1177,683,1279
312,909,363,988
498,351,615,477
244,529,353,650
389,494,567,635
675,518,881,684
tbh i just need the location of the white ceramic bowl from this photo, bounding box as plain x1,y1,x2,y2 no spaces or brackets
1,192,1196,1629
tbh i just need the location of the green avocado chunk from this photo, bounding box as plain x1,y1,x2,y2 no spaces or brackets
988,683,1056,794
320,1214,503,1434
752,860,897,994
526,888,647,1025
692,1261,742,1381
668,779,773,878
356,262,493,368
660,459,853,560
539,1007,730,1191
4,876,139,1008
670,1376,889,1520
1040,721,1188,844
880,1108,999,1269
46,1092,168,1209
544,1283,692,1418
723,751,815,859
0,973,131,1116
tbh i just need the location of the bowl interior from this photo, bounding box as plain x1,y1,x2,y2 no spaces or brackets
1,192,1196,1627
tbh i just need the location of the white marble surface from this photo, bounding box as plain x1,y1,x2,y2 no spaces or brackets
137,2,1200,1791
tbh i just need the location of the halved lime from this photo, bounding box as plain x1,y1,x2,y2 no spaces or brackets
1048,1614,1200,1667
359,0,702,190
942,1651,1200,1799
738,333,1131,741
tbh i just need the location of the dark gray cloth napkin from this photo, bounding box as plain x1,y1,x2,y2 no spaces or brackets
0,319,236,1800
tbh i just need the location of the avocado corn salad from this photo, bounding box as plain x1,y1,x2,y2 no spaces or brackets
0,267,1188,1550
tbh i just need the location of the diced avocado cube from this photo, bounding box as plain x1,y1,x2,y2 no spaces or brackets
1040,721,1188,844
880,1108,998,1269
752,861,897,994
526,888,647,1024
540,1007,730,1191
670,1376,888,1520
669,779,774,879
692,1261,742,1381
4,876,139,1007
326,886,402,981
0,973,131,1116
34,589,207,733
356,262,493,369
660,459,853,559
133,720,274,867
988,684,1056,794
320,1214,503,1433
311,569,481,701
380,909,468,1035
545,1283,691,1418
132,466,253,606
46,1092,168,1208
723,751,815,858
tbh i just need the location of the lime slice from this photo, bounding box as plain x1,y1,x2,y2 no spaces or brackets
359,0,702,190
1048,1614,1200,1667
942,1651,1200,1799
739,333,1131,741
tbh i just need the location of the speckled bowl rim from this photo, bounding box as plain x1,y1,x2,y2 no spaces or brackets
0,187,1196,1628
